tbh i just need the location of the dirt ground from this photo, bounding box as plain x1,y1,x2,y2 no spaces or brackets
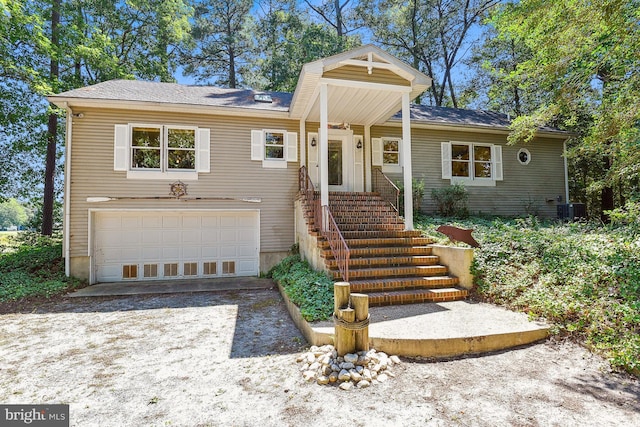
1,287,639,427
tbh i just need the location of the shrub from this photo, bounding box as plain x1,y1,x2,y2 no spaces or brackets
397,178,425,216
268,255,333,321
430,183,469,217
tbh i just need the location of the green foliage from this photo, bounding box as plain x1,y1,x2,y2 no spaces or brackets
0,198,29,229
397,178,425,216
268,254,334,322
416,215,640,376
0,234,85,302
430,183,469,217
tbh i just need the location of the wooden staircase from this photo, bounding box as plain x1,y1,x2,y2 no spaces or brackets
302,191,468,306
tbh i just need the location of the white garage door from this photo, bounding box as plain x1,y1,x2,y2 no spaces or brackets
93,210,259,283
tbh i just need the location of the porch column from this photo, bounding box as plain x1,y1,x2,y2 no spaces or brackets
299,120,306,169
364,125,372,192
319,83,329,215
402,92,413,230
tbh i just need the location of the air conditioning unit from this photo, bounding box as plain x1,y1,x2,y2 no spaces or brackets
557,203,586,220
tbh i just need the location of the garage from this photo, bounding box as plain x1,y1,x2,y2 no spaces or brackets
93,210,259,283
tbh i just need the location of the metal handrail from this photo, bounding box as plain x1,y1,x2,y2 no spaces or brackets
322,205,350,282
298,167,350,282
372,168,400,212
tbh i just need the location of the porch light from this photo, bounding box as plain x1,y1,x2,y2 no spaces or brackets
311,136,317,147
356,138,363,149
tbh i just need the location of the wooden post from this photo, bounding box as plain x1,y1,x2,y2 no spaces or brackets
336,308,356,355
334,282,354,356
351,293,369,352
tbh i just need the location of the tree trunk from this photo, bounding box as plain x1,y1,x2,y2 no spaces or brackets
42,0,60,236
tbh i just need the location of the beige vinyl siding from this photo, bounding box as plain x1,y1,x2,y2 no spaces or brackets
323,65,410,87
371,126,566,218
69,107,299,258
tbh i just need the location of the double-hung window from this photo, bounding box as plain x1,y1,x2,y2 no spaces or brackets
114,124,210,179
441,142,503,186
371,137,402,173
251,129,298,168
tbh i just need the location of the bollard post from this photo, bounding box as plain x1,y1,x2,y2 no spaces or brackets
351,293,369,352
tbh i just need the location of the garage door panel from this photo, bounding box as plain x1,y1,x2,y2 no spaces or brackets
94,211,259,282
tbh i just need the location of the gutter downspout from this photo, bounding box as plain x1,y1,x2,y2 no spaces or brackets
63,105,72,277
563,140,570,203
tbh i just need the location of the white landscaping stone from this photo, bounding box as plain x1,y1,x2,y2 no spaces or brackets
340,362,355,370
339,382,353,391
303,371,316,382
309,362,320,372
306,353,316,364
329,372,339,383
390,355,401,364
357,380,371,389
377,373,388,382
363,369,372,382
350,370,363,382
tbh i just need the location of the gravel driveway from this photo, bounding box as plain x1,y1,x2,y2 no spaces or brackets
1,287,639,426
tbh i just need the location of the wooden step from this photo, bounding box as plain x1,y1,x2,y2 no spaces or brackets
366,288,469,306
324,255,440,269
349,275,459,293
329,265,448,280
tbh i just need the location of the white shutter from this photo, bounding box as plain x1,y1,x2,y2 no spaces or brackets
196,128,210,173
114,124,129,171
286,132,298,162
492,145,503,181
251,130,264,161
441,142,452,179
308,132,319,185
372,138,383,166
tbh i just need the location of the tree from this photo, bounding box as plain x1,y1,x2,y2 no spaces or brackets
0,199,29,229
181,0,253,88
358,0,499,107
303,0,360,49
490,0,640,218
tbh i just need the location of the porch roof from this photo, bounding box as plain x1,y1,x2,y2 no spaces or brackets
289,45,432,126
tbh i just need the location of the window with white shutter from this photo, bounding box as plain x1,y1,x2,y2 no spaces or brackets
440,141,503,186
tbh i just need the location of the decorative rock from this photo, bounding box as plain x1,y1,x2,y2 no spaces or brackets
339,382,353,391
350,370,363,382
306,353,316,364
377,373,388,382
363,369,372,382
322,365,332,376
303,371,316,382
340,362,355,370
317,375,330,385
300,363,309,372
338,369,351,382
357,355,368,366
356,380,371,389
344,353,358,364
328,372,339,383
355,365,364,374
390,355,401,365
331,364,341,372
309,362,320,372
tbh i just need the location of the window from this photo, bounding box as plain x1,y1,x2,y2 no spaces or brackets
518,148,531,165
372,137,402,173
442,142,503,186
114,124,210,179
251,129,298,168
264,131,285,160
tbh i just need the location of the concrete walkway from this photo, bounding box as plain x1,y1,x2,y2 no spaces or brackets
67,277,274,297
68,278,549,358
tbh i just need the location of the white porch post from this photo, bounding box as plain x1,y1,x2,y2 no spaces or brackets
364,125,371,192
402,92,413,230
299,120,306,169
319,83,329,221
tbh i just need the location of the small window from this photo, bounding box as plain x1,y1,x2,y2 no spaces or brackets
167,128,196,170
183,262,198,276
203,262,217,275
382,138,400,166
143,264,158,278
122,264,138,279
451,143,492,179
264,131,285,160
222,261,236,275
132,127,161,170
518,148,531,165
164,263,178,277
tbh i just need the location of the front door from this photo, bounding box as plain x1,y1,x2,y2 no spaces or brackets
328,137,349,191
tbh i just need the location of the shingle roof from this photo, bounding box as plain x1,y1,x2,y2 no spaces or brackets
52,79,567,134
52,79,292,112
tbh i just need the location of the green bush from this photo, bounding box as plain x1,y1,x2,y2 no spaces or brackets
416,215,640,376
397,178,425,216
430,183,469,217
0,235,85,303
268,255,334,321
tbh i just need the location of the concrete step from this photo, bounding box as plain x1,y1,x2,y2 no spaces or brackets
348,275,459,293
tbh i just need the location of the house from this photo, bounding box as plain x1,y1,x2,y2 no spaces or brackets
49,45,569,287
